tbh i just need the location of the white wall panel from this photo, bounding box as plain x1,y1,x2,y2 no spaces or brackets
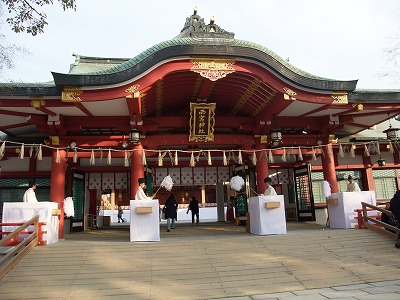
36,157,52,171
194,167,205,184
0,157,29,171
181,167,193,185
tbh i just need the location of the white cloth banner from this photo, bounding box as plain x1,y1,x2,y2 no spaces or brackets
205,167,217,184
249,195,287,235
102,173,115,190
2,202,59,244
130,199,160,242
89,173,101,189
218,166,230,183
115,172,128,189
328,191,376,229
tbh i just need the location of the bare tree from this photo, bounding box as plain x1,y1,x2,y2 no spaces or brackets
2,0,76,36
0,0,76,77
0,34,23,76
0,6,26,77
381,33,400,82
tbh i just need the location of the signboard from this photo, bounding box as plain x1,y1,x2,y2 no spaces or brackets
189,103,216,142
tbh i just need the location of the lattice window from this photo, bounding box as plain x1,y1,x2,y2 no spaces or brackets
0,178,50,187
373,168,397,201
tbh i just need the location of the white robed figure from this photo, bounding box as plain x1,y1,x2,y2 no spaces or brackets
263,177,277,196
135,178,153,200
23,178,38,203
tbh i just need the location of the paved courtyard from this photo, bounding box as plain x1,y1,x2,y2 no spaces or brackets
1,221,400,299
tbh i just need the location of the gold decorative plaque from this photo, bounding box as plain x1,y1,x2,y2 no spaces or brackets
189,103,216,142
283,87,297,100
125,84,140,95
331,93,348,105
190,58,235,81
62,87,82,102
30,97,45,109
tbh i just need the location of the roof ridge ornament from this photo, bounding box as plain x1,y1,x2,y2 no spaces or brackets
190,58,236,81
177,7,234,39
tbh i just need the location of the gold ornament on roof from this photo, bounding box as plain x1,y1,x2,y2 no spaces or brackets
62,87,82,102
125,84,140,95
283,87,296,100
331,93,348,105
191,59,235,81
30,97,45,109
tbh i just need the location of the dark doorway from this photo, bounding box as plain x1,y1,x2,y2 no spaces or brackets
293,164,315,221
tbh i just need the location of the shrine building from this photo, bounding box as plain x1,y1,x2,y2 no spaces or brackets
1,9,400,237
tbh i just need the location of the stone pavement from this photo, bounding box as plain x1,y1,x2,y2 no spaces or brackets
0,221,400,300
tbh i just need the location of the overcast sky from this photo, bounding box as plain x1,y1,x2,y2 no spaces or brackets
1,0,400,89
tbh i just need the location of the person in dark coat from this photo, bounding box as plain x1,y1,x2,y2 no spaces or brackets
164,193,178,232
117,206,125,223
381,202,398,233
389,190,400,248
188,196,199,224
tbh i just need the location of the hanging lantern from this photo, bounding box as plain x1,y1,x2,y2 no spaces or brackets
377,157,386,167
383,114,399,140
128,128,141,143
270,130,282,144
383,126,399,140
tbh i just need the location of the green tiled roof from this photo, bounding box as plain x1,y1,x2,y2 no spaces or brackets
52,37,358,92
0,82,59,96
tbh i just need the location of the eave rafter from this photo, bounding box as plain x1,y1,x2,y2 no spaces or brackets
0,109,30,117
1,122,30,131
351,122,374,129
299,104,331,117
0,114,48,132
195,76,214,99
255,93,290,125
228,77,261,116
74,102,93,116
340,109,400,119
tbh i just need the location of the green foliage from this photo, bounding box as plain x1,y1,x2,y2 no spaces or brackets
2,0,76,36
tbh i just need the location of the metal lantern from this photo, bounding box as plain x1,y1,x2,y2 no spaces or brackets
383,126,399,140
377,158,386,167
129,128,141,143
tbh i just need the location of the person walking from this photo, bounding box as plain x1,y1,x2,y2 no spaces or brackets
188,196,199,224
117,206,125,223
23,178,38,203
164,193,178,232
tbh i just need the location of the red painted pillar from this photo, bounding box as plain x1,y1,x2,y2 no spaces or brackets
321,144,338,193
362,155,375,191
130,144,145,199
50,149,66,239
255,144,269,195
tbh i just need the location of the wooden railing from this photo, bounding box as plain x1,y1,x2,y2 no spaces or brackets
0,216,40,279
361,202,399,240
0,220,46,246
